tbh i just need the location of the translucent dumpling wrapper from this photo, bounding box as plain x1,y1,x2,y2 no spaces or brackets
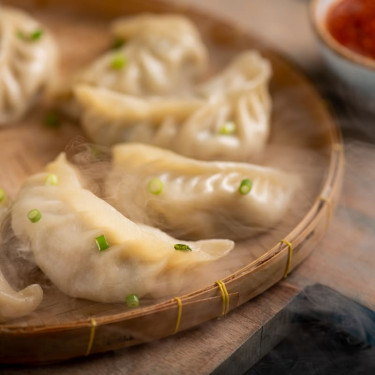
105,143,300,240
74,85,205,147
109,13,208,91
0,193,43,322
174,88,270,161
62,13,207,106
198,51,272,102
180,51,272,161
74,51,272,161
11,154,234,302
0,6,58,125
0,270,43,323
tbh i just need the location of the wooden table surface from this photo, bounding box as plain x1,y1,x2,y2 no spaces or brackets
2,0,375,374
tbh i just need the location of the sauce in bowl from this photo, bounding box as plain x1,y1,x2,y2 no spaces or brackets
327,0,375,60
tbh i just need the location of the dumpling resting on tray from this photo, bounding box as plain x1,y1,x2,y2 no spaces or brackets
198,51,271,101
109,13,208,93
105,143,299,240
0,192,43,322
74,85,204,147
74,52,272,161
0,6,58,125
0,269,43,323
69,14,207,99
11,154,234,302
179,51,272,161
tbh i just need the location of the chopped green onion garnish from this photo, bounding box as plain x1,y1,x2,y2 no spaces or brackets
126,294,139,308
110,54,127,70
0,188,5,202
148,178,163,195
45,174,58,186
17,28,44,42
27,209,42,223
219,121,236,135
174,243,192,252
112,37,126,49
238,179,253,195
44,112,61,128
30,29,44,41
96,235,109,251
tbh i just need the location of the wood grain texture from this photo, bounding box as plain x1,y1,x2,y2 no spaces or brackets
0,0,344,368
1,283,300,375
287,142,375,311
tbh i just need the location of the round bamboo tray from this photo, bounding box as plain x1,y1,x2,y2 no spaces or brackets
0,0,344,364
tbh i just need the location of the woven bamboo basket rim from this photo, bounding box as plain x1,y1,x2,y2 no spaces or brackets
0,0,344,363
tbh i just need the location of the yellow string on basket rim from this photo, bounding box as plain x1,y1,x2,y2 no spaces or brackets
173,297,183,334
216,280,229,316
85,318,97,356
333,143,345,164
320,196,332,229
280,239,293,278
333,143,344,152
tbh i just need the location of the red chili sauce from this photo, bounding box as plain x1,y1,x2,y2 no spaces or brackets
326,0,375,60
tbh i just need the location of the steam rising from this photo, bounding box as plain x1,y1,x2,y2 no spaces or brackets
249,285,375,375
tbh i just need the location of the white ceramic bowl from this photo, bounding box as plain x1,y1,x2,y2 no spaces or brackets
310,0,375,96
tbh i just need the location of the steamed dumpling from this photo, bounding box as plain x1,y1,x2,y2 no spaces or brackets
109,14,208,92
74,85,204,147
0,6,58,124
75,52,272,161
11,154,233,302
174,90,269,161
105,143,299,240
71,14,207,98
198,51,271,102
0,192,43,323
0,270,43,323
179,52,272,161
